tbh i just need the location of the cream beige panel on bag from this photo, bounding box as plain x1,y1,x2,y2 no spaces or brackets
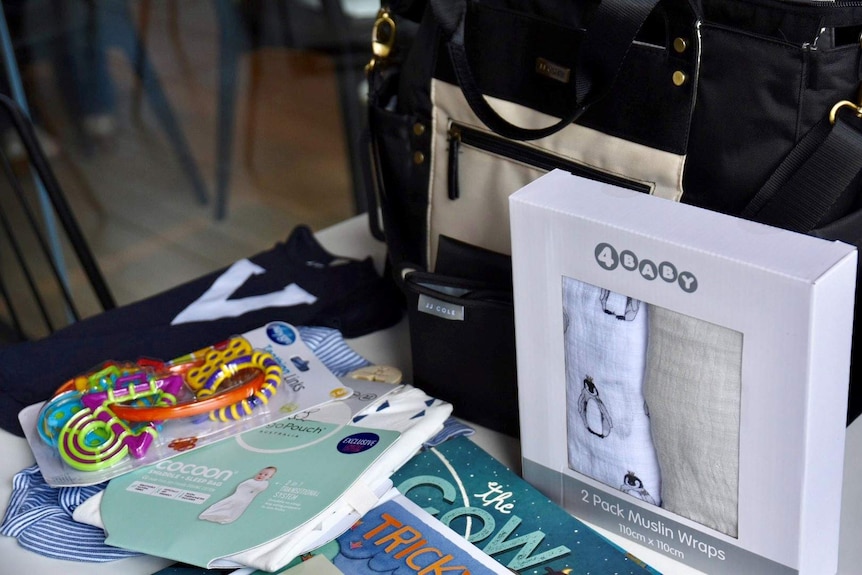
427,79,688,269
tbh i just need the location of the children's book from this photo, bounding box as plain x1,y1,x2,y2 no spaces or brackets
253,492,517,575
100,419,401,568
390,436,658,575
261,436,658,575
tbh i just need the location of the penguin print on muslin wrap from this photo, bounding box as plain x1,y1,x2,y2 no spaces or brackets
620,470,657,505
600,288,640,321
577,376,613,438
562,278,661,506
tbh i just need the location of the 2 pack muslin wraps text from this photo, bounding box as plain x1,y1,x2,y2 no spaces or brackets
563,278,741,537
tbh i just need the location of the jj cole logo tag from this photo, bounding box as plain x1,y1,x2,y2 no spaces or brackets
594,242,698,293
418,294,465,321
535,57,571,84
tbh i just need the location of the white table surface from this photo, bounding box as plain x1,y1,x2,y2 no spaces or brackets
1,215,859,574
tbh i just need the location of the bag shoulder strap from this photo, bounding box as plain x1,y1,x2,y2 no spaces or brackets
741,104,862,233
431,0,664,141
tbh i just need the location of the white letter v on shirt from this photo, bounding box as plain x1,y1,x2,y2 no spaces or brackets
171,259,318,325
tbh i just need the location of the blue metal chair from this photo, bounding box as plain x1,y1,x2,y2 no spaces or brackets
0,93,115,342
0,0,209,206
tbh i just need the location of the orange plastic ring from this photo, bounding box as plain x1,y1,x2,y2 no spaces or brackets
109,368,265,422
51,378,77,397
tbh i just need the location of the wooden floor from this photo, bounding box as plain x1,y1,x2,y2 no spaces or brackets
1,0,362,340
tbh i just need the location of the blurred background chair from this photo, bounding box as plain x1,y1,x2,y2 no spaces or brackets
0,0,209,206
0,1,360,337
0,93,115,344
212,0,377,219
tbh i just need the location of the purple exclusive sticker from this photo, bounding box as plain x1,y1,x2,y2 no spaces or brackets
337,432,381,454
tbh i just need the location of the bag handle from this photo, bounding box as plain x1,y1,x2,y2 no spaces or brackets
430,0,664,141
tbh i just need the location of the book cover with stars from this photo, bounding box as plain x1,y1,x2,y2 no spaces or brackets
260,492,517,575
389,436,658,575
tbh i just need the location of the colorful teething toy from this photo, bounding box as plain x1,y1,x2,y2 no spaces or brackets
58,406,155,470
57,373,184,471
37,390,86,447
106,339,282,422
109,368,266,421
185,337,254,392
80,372,185,414
208,350,282,422
39,335,285,472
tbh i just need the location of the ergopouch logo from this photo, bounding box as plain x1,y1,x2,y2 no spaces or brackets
418,294,465,321
594,242,698,293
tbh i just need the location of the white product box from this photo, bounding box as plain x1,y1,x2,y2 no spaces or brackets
510,170,857,575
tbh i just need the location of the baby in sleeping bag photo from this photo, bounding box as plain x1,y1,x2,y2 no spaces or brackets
199,466,277,524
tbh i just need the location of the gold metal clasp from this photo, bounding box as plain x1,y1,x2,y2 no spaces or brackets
366,8,396,74
829,100,862,125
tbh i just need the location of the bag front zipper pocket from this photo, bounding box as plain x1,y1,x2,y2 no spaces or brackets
446,122,652,200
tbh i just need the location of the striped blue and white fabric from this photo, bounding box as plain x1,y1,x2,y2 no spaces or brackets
423,416,475,448
1,467,129,562
296,326,371,376
1,326,371,562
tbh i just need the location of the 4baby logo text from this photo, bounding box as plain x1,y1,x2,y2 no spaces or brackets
594,242,698,293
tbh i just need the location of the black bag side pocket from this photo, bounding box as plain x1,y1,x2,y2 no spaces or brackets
368,95,430,270
403,270,519,436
